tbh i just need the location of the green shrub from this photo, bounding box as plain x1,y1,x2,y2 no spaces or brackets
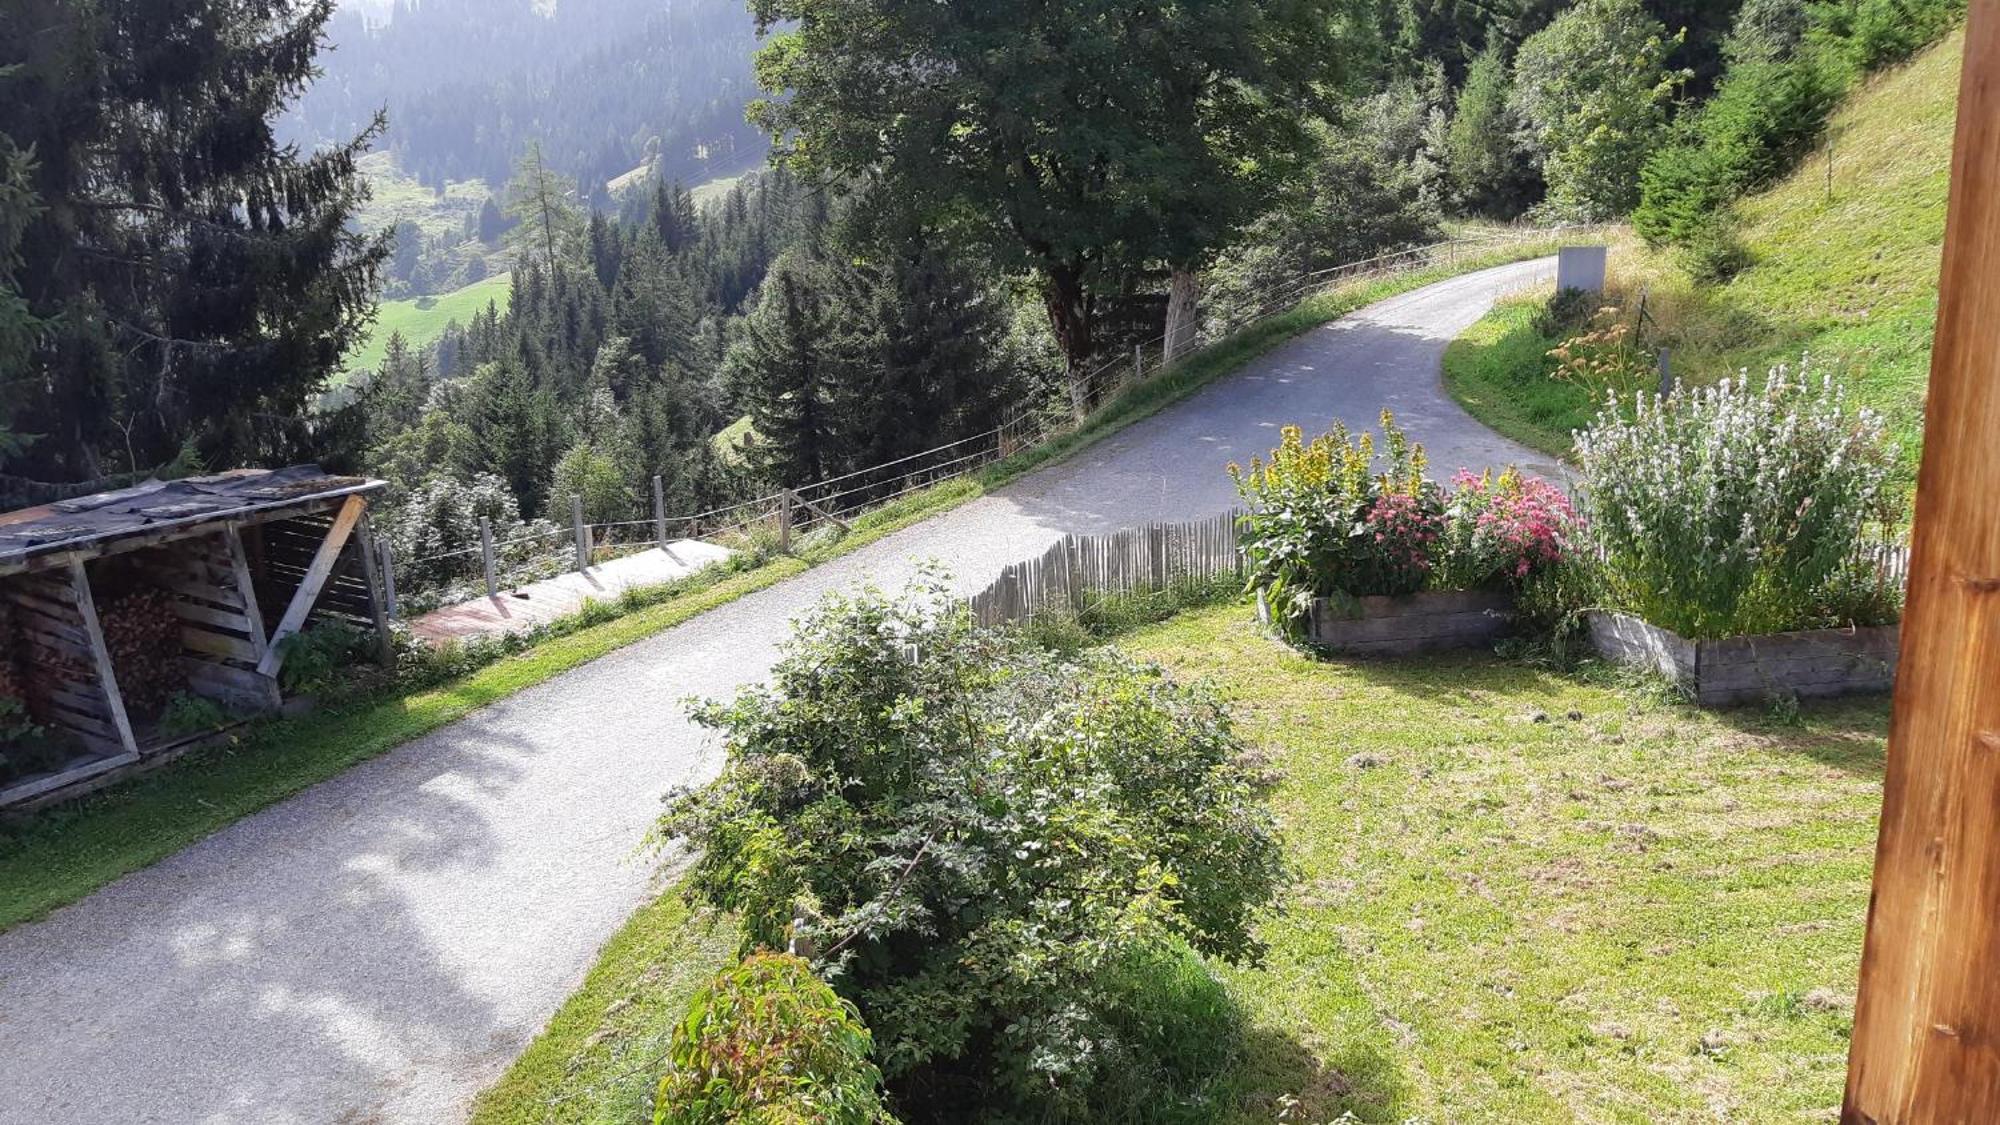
1574,362,1903,638
1531,286,1600,338
1676,209,1754,284
1634,55,1843,247
276,622,369,695
157,692,230,740
0,696,72,784
659,577,1284,1117
654,952,892,1125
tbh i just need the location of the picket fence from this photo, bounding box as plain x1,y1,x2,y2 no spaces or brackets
967,510,1245,627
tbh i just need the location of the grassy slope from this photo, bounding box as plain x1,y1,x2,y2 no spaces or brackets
1124,608,1882,1123
0,240,1567,936
479,603,1887,1123
1445,29,1960,466
349,270,514,376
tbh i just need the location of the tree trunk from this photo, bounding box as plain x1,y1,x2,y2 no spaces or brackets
1164,267,1201,366
1041,267,1093,422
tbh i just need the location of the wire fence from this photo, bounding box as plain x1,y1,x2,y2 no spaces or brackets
387,226,1584,616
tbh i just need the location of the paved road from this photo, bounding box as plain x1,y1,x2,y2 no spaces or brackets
0,259,1557,1124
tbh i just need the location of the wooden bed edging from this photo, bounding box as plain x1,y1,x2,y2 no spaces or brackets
1584,610,1900,707
1259,589,1516,656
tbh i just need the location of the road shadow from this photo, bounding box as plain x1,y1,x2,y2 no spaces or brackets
0,710,572,1123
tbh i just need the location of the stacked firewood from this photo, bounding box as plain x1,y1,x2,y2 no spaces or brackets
98,588,182,716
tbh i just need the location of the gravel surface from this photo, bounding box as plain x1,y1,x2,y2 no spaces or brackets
0,258,1556,1125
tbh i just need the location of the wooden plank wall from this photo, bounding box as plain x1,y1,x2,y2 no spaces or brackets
135,535,282,716
0,571,125,752
254,514,377,626
967,511,1244,628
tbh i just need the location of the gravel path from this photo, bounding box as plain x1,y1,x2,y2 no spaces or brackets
0,258,1556,1125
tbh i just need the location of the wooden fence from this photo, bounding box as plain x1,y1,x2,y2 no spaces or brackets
967,511,1245,627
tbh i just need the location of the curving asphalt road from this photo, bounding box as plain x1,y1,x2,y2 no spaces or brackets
0,258,1558,1124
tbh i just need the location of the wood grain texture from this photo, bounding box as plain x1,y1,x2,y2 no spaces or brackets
1844,9,2000,1120
256,496,364,678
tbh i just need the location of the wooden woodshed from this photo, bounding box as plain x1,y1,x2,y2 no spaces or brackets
0,466,390,809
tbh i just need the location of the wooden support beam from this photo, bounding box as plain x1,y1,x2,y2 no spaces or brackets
256,495,364,679
351,507,396,668
223,525,270,661
68,559,139,758
1844,8,2000,1121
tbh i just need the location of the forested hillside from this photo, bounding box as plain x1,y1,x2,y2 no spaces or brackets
288,0,766,196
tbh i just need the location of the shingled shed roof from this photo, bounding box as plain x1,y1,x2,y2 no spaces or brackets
0,465,384,578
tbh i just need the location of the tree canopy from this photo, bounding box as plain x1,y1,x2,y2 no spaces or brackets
745,0,1354,413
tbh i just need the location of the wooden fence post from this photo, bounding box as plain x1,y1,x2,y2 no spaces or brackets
571,495,588,572
378,540,398,620
653,475,667,550
1844,8,2000,1121
479,516,497,598
778,490,794,555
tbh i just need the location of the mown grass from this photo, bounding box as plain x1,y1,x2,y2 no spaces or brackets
0,241,1563,935
1439,298,1580,460
1122,605,1884,1123
349,270,515,376
1444,29,1959,481
473,600,1888,1123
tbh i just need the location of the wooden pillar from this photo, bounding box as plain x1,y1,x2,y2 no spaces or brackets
1844,8,2000,1121
479,516,498,598
571,495,588,572
653,474,667,550
351,507,395,669
68,559,138,758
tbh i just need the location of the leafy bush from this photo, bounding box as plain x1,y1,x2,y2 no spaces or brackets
276,622,370,694
1574,362,1902,638
659,578,1284,1116
655,952,893,1125
1233,414,1573,626
1436,469,1577,591
1531,286,1599,338
1545,316,1655,401
0,696,73,785
1229,412,1434,620
1676,209,1754,284
1634,54,1843,247
157,692,230,740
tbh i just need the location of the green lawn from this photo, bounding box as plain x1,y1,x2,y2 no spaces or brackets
349,270,513,377
1123,606,1881,1123
1439,298,1578,460
476,600,1886,1123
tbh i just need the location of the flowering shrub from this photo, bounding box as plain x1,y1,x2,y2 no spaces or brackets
1547,316,1654,402
1230,411,1437,619
1436,468,1576,589
1574,362,1902,638
1234,413,1572,624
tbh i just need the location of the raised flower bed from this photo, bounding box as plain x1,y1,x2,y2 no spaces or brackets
1292,590,1515,656
1573,365,1906,706
1587,611,1898,706
1234,413,1571,654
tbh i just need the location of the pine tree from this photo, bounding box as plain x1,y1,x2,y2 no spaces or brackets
727,254,842,488
0,0,389,480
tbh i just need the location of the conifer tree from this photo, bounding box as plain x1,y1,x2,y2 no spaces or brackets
726,254,843,488
0,0,389,480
